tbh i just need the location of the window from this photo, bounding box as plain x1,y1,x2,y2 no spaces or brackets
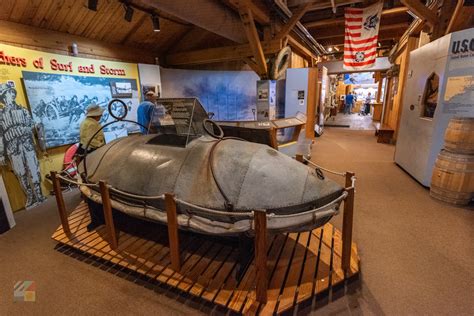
421,73,439,118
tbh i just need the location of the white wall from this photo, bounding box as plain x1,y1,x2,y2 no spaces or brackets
138,64,161,99
285,68,309,118
320,57,391,74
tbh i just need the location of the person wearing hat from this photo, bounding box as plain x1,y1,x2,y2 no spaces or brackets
77,103,105,160
137,90,156,134
0,82,46,208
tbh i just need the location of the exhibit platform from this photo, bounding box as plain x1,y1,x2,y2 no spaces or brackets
52,202,360,315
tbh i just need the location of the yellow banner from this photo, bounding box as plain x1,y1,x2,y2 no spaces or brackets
0,43,140,211
0,43,139,106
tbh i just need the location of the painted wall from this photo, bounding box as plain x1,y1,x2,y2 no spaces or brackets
160,68,258,121
320,57,391,75
138,64,161,98
0,43,140,211
285,68,309,118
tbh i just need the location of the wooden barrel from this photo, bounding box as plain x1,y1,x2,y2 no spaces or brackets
430,150,474,205
444,117,474,154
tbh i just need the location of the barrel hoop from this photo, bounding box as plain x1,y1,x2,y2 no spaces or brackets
433,166,474,173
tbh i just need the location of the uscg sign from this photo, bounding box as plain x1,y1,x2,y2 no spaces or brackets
451,37,474,55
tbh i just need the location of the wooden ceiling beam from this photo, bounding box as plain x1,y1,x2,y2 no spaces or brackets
446,2,474,35
400,0,437,27
288,35,318,59
238,1,268,77
242,57,261,73
307,0,364,12
222,0,270,25
136,0,247,43
305,6,409,28
276,3,312,39
165,40,282,66
313,22,410,40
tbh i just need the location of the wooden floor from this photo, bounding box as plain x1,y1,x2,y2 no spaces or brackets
52,202,360,315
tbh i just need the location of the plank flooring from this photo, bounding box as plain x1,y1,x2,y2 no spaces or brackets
52,202,360,315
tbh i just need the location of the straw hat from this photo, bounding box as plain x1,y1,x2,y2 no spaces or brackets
86,103,105,117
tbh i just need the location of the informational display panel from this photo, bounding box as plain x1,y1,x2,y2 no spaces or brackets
441,30,474,115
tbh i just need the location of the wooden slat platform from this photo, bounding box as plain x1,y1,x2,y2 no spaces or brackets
52,202,360,315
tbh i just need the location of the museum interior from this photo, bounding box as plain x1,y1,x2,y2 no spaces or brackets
0,0,473,315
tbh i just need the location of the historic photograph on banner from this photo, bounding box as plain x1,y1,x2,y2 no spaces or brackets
110,81,133,98
22,71,140,148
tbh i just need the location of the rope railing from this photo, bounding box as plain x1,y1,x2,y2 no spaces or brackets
108,187,165,201
303,156,346,177
56,174,98,188
301,156,357,189
175,198,254,218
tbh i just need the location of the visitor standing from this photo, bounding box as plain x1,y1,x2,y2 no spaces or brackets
364,92,372,115
137,91,156,134
344,92,354,114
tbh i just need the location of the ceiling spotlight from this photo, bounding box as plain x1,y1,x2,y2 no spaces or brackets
124,5,134,22
152,15,160,32
88,0,98,11
327,47,333,52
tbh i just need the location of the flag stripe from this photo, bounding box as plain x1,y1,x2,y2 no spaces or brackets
345,17,363,22
343,60,376,67
345,24,362,30
344,35,378,45
344,43,378,52
345,32,361,37
345,8,363,14
343,51,377,59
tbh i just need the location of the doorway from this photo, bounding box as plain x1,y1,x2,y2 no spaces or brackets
326,72,384,130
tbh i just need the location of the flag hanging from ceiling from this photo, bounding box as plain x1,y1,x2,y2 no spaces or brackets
343,2,383,70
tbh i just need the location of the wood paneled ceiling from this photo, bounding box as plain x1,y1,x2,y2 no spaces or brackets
0,0,228,56
0,0,415,65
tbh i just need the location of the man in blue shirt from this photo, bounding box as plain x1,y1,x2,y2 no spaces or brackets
344,92,355,114
137,91,156,134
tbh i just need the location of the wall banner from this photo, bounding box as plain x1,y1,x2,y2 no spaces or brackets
0,43,140,210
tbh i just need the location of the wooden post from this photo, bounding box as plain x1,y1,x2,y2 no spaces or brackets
165,193,181,271
345,171,354,188
254,210,268,303
99,180,118,250
50,171,70,235
342,171,355,273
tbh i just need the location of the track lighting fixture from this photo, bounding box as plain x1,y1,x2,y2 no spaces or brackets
124,4,134,22
88,0,98,11
152,14,160,32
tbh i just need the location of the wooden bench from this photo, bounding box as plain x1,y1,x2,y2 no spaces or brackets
374,123,394,143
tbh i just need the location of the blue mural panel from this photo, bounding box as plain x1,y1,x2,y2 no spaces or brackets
160,68,258,121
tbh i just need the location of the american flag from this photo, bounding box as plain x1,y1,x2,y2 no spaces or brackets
343,2,383,70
